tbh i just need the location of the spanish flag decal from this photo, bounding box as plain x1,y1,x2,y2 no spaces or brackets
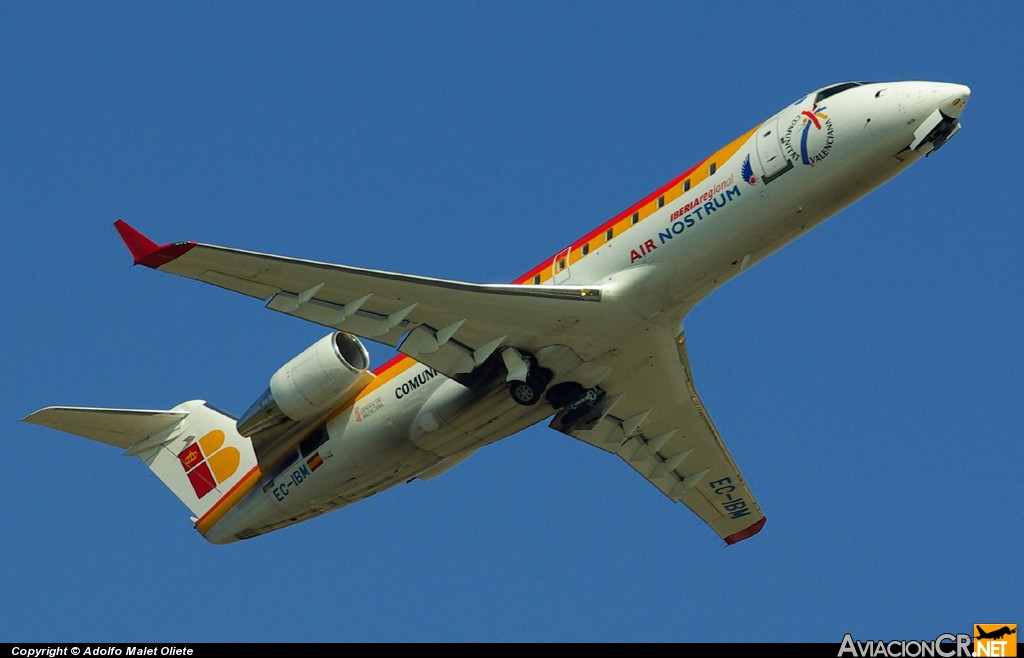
307,452,324,472
178,430,241,498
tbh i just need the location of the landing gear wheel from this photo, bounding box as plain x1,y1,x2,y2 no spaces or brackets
509,375,545,406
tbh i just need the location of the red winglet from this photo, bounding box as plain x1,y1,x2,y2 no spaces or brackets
114,219,196,268
724,516,767,545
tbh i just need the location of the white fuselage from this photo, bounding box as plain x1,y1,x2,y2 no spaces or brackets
205,81,968,543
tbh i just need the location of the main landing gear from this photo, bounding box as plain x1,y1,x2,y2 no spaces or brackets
508,375,548,405
502,348,553,406
500,347,606,430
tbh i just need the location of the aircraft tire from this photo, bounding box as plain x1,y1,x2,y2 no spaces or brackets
509,376,544,406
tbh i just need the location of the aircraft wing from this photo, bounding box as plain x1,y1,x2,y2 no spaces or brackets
115,221,641,381
552,323,766,544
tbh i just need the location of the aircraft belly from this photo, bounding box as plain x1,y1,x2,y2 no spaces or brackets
233,364,557,541
208,377,453,541
412,379,554,454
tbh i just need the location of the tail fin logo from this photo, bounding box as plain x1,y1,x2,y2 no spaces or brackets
177,430,241,499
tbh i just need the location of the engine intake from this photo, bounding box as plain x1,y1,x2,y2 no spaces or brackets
237,332,371,437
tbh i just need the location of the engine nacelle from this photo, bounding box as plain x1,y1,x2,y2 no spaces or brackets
237,332,371,437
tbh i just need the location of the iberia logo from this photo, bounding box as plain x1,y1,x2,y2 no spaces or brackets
178,430,241,499
741,154,758,185
975,624,1016,657
782,103,835,166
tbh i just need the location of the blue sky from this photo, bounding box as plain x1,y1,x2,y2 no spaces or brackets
3,1,1020,643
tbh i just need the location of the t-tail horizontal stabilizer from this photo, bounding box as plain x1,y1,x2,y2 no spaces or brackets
23,401,259,522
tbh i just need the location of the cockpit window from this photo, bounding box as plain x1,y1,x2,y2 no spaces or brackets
814,82,866,103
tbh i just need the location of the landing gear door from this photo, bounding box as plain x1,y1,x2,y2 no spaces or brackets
756,117,793,184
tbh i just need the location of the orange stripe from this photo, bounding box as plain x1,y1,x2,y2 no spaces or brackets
326,351,422,418
195,356,420,536
515,125,758,285
194,466,262,535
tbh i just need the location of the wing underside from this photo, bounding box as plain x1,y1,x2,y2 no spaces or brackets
114,220,640,383
551,325,766,544
23,407,187,449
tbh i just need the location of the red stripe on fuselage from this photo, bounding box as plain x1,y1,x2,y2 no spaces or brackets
512,160,706,285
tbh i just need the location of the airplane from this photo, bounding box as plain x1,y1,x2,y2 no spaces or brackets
24,80,970,546
976,626,1016,641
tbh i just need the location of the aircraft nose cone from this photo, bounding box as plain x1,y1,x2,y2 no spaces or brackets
939,83,970,118
907,81,970,118
902,82,969,155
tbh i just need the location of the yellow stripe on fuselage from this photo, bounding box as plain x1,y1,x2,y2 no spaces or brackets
517,125,757,285
195,466,261,535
